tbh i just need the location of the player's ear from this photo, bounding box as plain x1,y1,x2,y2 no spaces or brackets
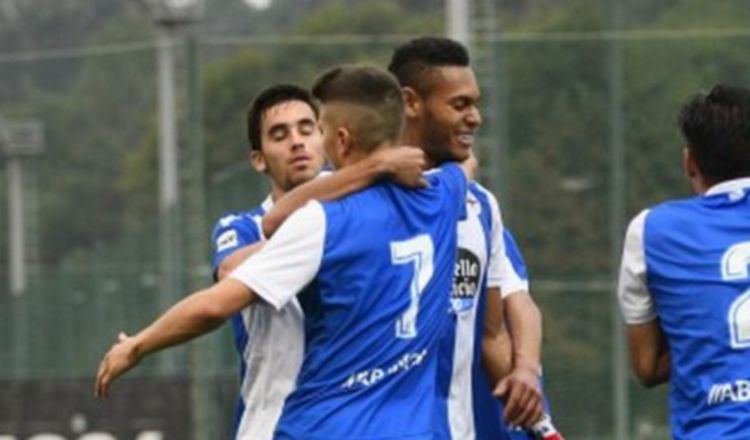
250,149,267,173
336,127,352,160
402,87,422,119
683,147,698,179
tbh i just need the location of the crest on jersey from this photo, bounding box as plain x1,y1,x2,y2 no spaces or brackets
452,248,481,313
216,229,238,252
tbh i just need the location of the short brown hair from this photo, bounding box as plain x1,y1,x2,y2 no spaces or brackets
311,64,404,151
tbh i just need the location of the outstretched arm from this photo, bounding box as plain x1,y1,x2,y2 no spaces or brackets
262,146,426,238
95,278,256,397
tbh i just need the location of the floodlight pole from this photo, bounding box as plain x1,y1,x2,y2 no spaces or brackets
7,156,25,296
155,23,183,326
446,0,471,46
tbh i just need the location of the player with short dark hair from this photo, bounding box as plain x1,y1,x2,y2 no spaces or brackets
619,84,750,439
95,64,468,439
390,36,562,439
211,82,426,439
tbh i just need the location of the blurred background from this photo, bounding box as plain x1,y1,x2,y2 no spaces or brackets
1,0,748,438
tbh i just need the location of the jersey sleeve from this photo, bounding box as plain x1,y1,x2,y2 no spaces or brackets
496,229,531,298
210,213,263,280
485,191,507,289
617,209,656,324
229,201,326,311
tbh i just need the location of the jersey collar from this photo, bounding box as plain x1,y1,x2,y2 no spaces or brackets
705,177,750,197
261,194,274,213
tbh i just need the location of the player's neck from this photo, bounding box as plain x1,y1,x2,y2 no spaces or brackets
398,130,437,169
269,182,287,203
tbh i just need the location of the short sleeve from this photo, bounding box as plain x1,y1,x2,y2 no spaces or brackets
485,191,506,289
210,213,263,279
496,229,531,298
229,201,326,311
617,209,656,324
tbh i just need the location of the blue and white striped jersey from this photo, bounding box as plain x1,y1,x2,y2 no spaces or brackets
441,181,541,440
210,196,305,440
619,177,750,440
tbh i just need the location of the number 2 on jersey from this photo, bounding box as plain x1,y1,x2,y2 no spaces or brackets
721,242,750,348
391,235,434,339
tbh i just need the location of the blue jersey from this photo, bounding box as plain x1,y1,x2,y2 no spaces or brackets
439,182,551,439
231,163,468,440
619,177,750,440
211,197,306,440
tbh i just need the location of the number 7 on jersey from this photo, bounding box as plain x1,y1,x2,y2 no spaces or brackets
391,235,434,339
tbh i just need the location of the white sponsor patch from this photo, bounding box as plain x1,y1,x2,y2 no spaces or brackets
707,380,750,405
216,229,238,252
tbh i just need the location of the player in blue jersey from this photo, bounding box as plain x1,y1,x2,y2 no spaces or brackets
618,84,750,439
95,65,468,439
210,84,425,439
389,36,563,439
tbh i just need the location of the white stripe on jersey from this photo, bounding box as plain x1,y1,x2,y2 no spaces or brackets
232,195,306,440
448,188,491,440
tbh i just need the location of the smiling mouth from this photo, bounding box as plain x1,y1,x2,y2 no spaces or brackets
456,134,474,147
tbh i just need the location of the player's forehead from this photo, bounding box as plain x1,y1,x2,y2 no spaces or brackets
423,66,480,101
261,100,317,132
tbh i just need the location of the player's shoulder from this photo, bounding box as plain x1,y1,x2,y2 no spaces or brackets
424,161,464,182
644,195,703,228
215,209,262,227
212,206,265,233
468,180,498,204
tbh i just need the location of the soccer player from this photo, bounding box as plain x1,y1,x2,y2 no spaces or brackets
388,36,562,439
618,84,750,439
210,84,424,439
95,65,468,439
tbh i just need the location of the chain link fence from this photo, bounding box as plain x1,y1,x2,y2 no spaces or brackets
2,7,750,437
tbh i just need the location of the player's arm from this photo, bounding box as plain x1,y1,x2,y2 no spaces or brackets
482,287,514,382
95,278,257,397
617,209,669,387
262,145,426,237
627,319,670,387
216,241,264,281
97,202,325,397
505,290,543,382
485,220,542,427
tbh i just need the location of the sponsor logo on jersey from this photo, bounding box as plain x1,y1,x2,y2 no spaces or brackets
452,248,481,313
707,380,750,405
216,229,238,252
341,349,428,389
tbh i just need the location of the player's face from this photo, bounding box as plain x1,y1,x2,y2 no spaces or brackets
255,100,325,194
419,66,482,163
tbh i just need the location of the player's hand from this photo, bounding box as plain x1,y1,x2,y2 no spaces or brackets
494,365,543,429
95,332,141,398
378,146,427,188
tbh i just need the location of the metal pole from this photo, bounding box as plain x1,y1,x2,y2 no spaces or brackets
608,0,629,438
156,25,182,374
185,34,214,439
8,157,26,296
446,0,471,46
157,26,180,210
